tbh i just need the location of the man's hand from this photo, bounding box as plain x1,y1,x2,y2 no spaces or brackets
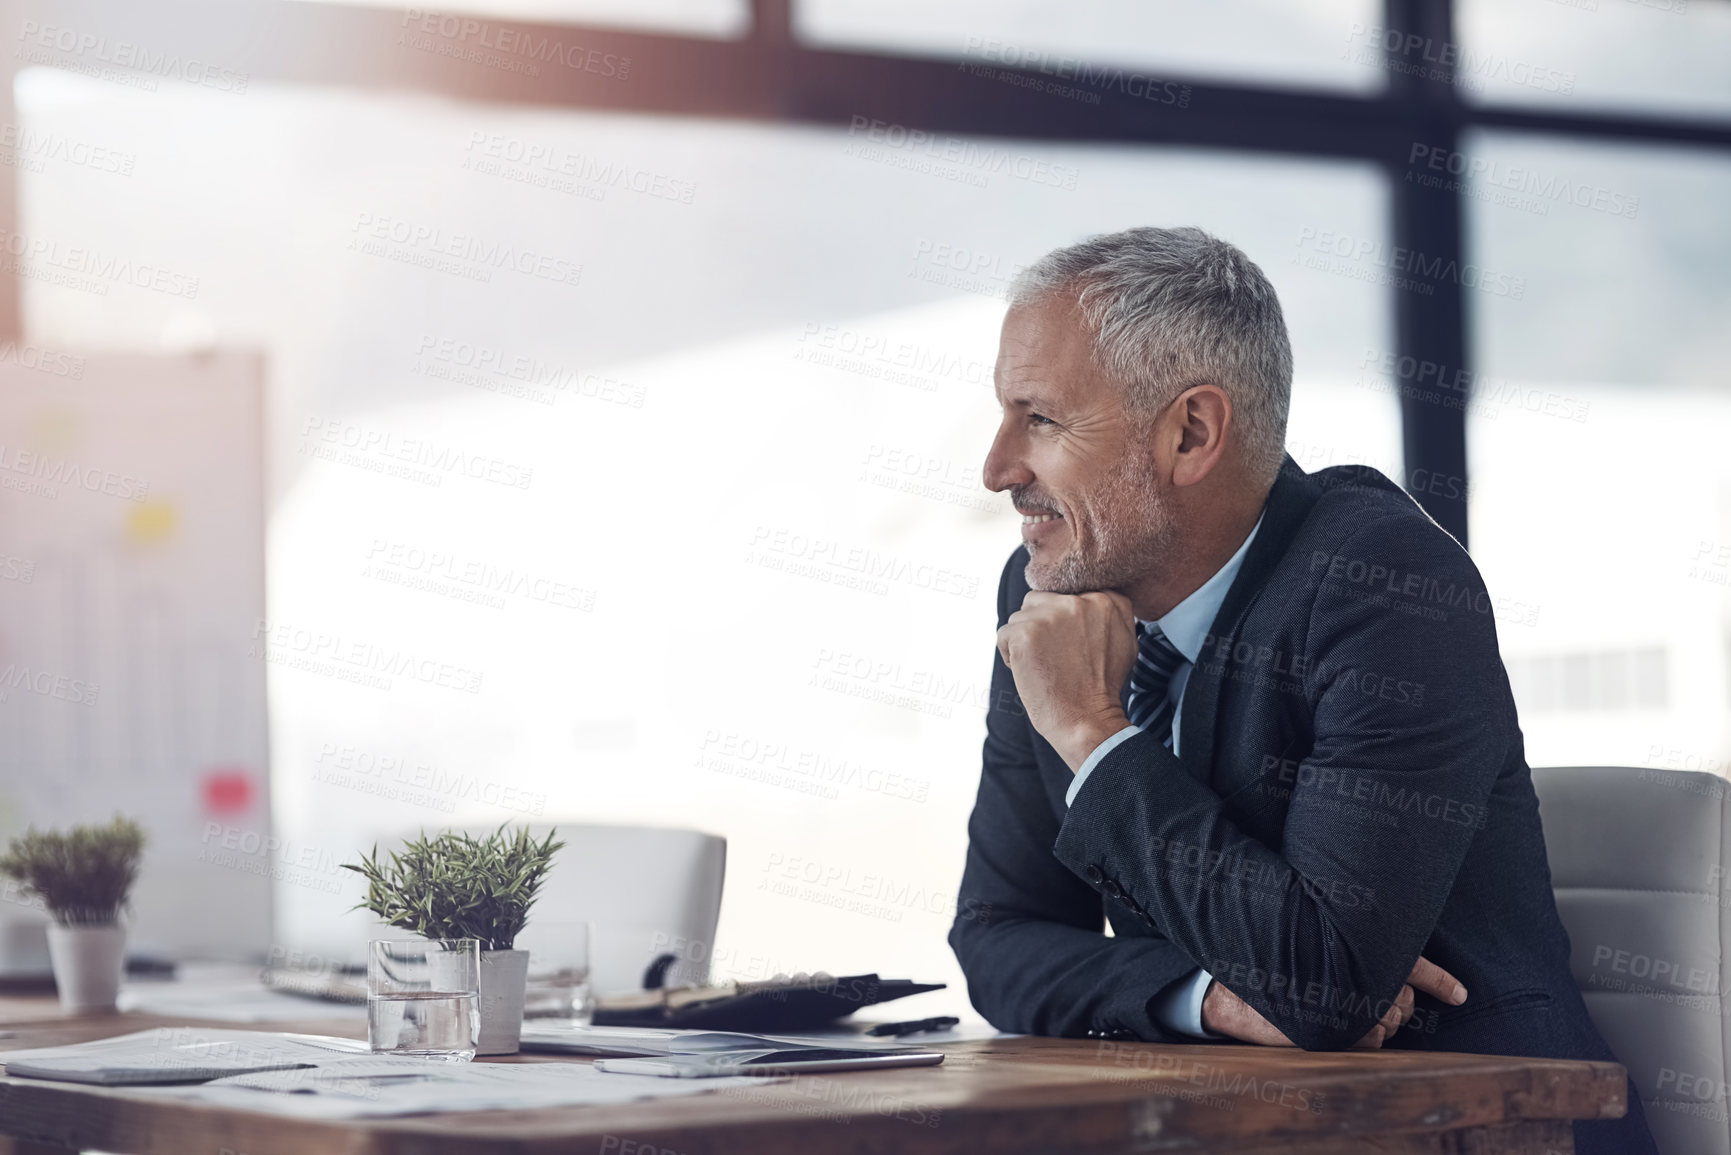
1200,957,1467,1047
996,590,1139,772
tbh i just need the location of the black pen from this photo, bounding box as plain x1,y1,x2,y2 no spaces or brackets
866,1015,959,1037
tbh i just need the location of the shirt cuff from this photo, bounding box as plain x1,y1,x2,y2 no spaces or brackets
1151,967,1219,1039
1064,724,1141,807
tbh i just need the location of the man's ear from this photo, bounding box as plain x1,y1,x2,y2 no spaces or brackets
1170,385,1232,489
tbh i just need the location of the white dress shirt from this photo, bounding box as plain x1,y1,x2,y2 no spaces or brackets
1064,511,1264,1038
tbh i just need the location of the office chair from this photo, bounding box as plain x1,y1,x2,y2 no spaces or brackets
1533,765,1731,1155
507,822,726,995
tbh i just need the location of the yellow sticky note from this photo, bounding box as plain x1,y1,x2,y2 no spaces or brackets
127,501,179,544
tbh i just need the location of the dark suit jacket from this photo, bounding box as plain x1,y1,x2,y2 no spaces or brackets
948,456,1655,1154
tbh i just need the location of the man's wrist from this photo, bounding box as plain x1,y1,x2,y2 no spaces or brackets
1054,708,1133,774
1151,969,1219,1039
1199,979,1222,1034
1064,724,1140,807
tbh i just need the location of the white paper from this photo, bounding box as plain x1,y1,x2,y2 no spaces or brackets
140,1054,776,1118
3,1027,775,1118
0,1027,367,1084
117,965,367,1023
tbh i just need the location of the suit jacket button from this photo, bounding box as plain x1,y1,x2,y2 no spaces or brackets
1085,865,1103,885
1104,879,1124,899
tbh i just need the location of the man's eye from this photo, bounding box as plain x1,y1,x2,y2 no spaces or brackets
1029,413,1055,426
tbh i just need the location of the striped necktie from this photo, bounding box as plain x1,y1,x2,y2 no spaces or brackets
1126,622,1186,748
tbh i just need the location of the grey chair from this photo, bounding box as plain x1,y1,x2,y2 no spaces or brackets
1533,765,1731,1155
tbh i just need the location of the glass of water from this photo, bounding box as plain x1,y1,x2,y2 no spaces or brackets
522,920,594,1025
367,938,480,1061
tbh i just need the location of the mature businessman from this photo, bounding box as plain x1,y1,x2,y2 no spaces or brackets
948,226,1655,1154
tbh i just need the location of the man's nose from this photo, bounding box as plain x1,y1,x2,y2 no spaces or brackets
982,427,1030,494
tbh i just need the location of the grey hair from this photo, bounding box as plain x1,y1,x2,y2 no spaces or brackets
1007,226,1292,482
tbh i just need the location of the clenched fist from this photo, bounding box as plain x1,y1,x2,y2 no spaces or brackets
996,590,1139,773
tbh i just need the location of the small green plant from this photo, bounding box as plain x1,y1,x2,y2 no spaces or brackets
0,816,146,926
342,825,564,952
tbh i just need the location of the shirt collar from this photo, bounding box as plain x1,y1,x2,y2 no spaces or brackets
1139,511,1265,665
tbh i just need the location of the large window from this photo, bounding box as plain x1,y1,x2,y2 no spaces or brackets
1463,132,1731,774
17,65,1395,993
1456,0,1731,119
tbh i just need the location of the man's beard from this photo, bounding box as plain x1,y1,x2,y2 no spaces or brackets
1022,446,1176,595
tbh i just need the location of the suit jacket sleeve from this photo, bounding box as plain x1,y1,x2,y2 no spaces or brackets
948,550,1201,1040
1053,512,1511,1050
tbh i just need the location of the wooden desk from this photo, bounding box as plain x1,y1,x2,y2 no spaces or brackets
0,998,1627,1154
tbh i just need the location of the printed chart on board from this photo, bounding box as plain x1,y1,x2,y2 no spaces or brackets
0,351,270,959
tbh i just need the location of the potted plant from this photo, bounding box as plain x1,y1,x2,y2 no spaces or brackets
344,825,564,1055
0,816,145,1012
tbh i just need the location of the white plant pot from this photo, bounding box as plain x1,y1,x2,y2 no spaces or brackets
477,948,530,1056
45,923,125,1013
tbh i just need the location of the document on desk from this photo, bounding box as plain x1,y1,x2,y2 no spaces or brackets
1,1027,777,1118
0,1026,367,1085
521,1023,967,1056
143,1055,779,1119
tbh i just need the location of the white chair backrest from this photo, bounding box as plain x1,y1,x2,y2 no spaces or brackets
512,823,725,995
370,823,725,996
1533,765,1731,1155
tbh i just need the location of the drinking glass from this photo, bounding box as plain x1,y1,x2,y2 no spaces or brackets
522,920,594,1024
366,938,480,1061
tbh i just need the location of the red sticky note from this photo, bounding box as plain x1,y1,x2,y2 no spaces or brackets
201,767,256,816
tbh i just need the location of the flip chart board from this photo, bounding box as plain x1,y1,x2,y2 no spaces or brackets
0,350,269,959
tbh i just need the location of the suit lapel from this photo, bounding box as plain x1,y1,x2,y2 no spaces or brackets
1178,456,1321,788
